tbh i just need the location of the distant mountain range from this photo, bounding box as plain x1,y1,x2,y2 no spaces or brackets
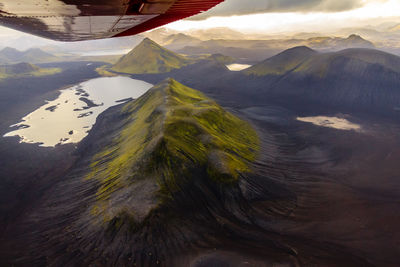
112,38,400,116
0,47,59,64
239,46,400,114
167,33,375,63
110,38,234,75
143,27,248,43
0,34,143,55
306,34,375,51
112,38,192,74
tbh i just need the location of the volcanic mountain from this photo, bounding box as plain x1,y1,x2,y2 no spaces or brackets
22,79,263,266
83,78,258,221
112,38,192,74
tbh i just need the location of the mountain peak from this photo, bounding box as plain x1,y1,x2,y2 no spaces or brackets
347,34,362,39
112,38,190,74
342,34,374,48
141,37,156,44
0,47,22,58
244,46,317,76
286,45,315,53
278,46,317,57
128,37,159,51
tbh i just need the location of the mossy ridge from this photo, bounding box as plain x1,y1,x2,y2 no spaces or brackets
86,78,259,227
87,84,167,197
164,80,258,180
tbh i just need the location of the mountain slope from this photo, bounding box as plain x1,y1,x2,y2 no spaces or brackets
244,46,317,76
112,38,191,74
292,48,400,77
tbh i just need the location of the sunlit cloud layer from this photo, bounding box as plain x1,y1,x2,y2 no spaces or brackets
189,0,366,20
0,0,397,38
167,0,400,33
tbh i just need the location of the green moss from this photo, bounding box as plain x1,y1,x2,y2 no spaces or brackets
86,78,259,223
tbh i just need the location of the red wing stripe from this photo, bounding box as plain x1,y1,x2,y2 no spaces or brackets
116,0,224,37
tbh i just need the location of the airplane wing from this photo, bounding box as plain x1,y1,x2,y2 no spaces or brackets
0,0,224,41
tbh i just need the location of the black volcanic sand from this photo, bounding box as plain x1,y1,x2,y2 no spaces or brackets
0,61,105,259
244,107,400,266
3,88,399,266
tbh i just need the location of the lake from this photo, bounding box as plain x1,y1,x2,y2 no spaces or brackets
4,76,153,147
226,64,251,71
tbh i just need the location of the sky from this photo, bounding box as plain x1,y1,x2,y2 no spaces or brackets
166,0,400,34
0,0,399,40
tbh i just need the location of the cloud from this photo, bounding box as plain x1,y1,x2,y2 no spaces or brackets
189,0,365,20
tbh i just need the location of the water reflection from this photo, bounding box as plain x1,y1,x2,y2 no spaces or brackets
226,64,251,71
4,76,153,147
76,49,132,56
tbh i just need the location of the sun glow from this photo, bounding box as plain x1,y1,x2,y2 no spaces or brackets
166,0,400,34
